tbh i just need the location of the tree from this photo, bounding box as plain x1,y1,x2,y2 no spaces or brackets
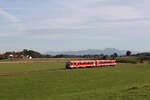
21,49,41,58
113,53,118,57
103,55,108,60
111,53,118,59
126,51,131,56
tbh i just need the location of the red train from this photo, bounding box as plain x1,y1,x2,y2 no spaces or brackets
66,60,116,69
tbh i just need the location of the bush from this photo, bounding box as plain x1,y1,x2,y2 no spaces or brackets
116,57,139,64
117,60,137,64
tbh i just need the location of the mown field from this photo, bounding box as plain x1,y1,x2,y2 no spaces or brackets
0,62,64,72
0,60,150,100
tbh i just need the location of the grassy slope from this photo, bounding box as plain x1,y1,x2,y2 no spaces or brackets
0,63,150,100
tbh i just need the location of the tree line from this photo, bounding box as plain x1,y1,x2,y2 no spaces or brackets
0,49,135,60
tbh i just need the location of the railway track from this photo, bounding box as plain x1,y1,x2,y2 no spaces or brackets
0,66,116,76
0,68,66,76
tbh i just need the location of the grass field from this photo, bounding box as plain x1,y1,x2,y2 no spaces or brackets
116,57,139,61
0,62,64,72
0,61,150,100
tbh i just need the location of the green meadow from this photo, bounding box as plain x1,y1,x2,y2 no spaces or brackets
0,62,150,100
0,62,64,72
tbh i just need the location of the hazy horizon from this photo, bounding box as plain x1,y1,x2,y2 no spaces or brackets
0,0,150,52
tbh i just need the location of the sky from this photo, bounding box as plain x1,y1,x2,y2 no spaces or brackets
0,0,150,53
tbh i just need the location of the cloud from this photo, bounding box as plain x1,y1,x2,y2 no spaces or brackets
0,0,150,52
17,0,150,41
0,9,21,22
0,9,26,35
1,1,150,39
32,1,145,29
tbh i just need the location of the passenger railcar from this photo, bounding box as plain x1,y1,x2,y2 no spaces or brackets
66,60,116,69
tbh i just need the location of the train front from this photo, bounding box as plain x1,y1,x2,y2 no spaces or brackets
66,61,72,69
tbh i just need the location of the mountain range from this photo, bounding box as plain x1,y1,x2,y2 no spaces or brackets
46,48,138,55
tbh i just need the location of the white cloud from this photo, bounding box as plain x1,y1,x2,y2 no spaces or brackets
91,6,144,20
27,1,145,30
20,0,150,41
1,0,150,40
0,0,150,52
0,9,21,22
0,9,26,35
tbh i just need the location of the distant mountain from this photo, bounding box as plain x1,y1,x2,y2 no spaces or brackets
46,48,138,55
